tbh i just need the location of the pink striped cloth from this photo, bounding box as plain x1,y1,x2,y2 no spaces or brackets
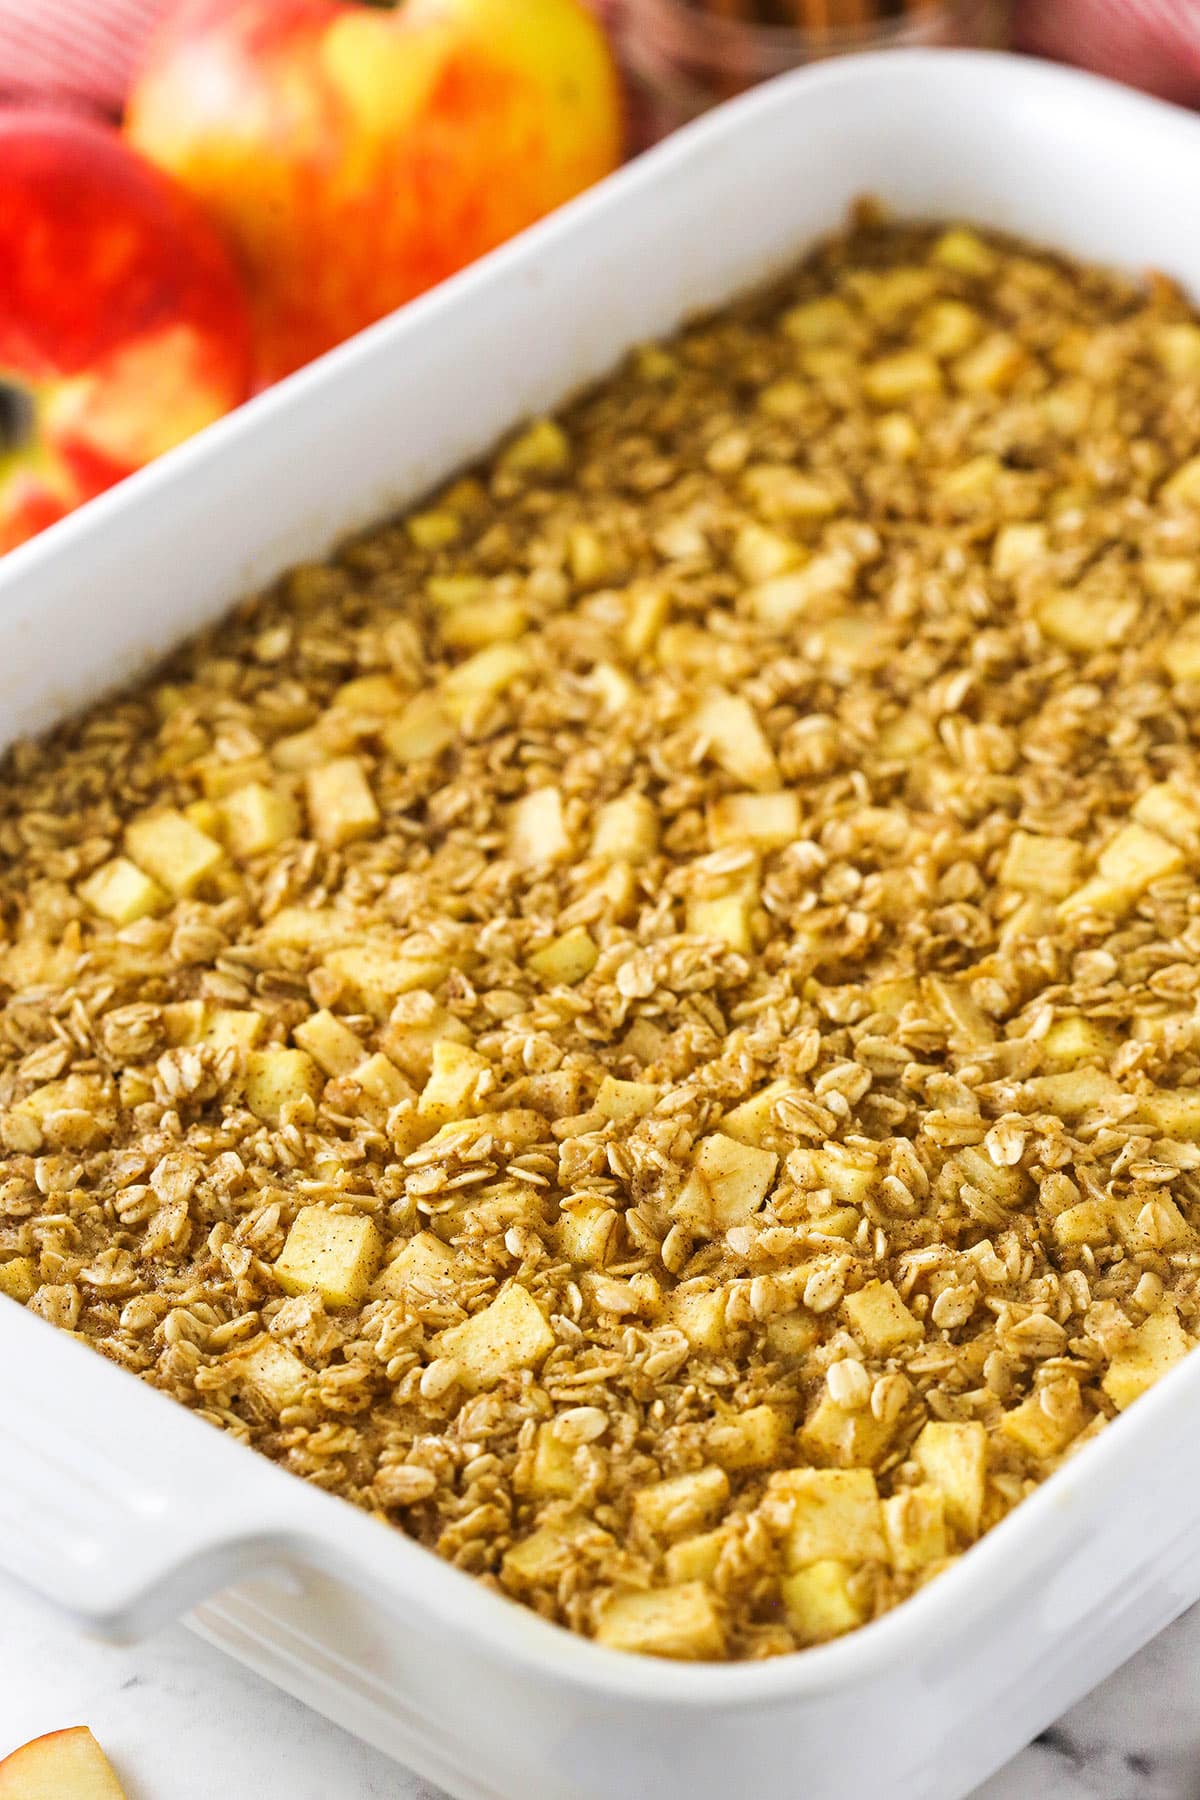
0,0,1197,117
0,0,169,113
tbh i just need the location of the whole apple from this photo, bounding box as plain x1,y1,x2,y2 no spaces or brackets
0,112,253,556
126,0,623,385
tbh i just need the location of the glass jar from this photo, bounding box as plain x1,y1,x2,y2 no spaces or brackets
617,0,1011,146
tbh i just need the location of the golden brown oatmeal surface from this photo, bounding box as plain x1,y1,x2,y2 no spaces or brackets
6,219,1200,1661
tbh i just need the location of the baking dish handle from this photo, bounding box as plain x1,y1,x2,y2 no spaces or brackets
0,1304,339,1641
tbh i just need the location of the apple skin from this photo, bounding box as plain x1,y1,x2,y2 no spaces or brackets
0,1725,127,1798
0,112,253,555
126,0,623,385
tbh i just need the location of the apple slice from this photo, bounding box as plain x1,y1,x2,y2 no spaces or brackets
0,1727,127,1798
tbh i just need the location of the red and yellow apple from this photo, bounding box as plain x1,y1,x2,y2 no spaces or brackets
0,1726,128,1798
126,0,623,385
0,112,253,555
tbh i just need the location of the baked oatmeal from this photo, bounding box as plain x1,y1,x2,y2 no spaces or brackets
5,218,1200,1662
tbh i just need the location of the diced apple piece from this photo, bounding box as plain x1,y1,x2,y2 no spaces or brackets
790,1143,877,1206
596,1583,725,1659
843,1279,922,1354
708,790,800,851
1110,1193,1190,1254
202,1010,265,1055
913,1420,986,1538
749,553,855,628
595,1076,658,1123
1142,557,1197,598
1163,455,1200,507
671,1284,729,1352
1061,823,1184,917
218,781,299,858
1037,591,1139,653
1102,1306,1193,1410
999,832,1081,899
558,1198,619,1268
633,1466,729,1540
500,417,569,475
0,1256,37,1303
381,692,456,764
78,856,168,925
380,996,471,1082
1099,821,1185,887
915,298,982,358
1053,1200,1111,1249
781,1560,868,1644
882,1486,947,1574
953,332,1025,394
440,597,528,650
800,1392,896,1469
442,641,531,721
692,691,778,791
522,1424,576,1499
719,1080,791,1148
589,660,636,717
674,1133,777,1233
304,756,379,849
1131,780,1200,849
527,927,598,986
767,1313,819,1360
238,1338,312,1414
407,506,461,549
125,808,224,897
509,786,570,867
706,1404,790,1472
567,525,614,588
502,1523,580,1590
257,905,350,952
438,1283,555,1388
768,1468,885,1569
991,522,1048,579
876,412,920,460
664,1529,726,1585
591,792,658,866
375,1230,459,1299
931,227,997,276
325,944,447,1018
242,1048,323,1125
782,295,858,344
999,1386,1086,1459
863,350,941,404
1154,323,1200,377
349,1052,413,1112
293,1009,364,1077
731,522,803,584
1039,1015,1118,1070
810,616,889,673
273,1205,383,1307
1136,1089,1200,1140
419,1039,492,1124
184,798,223,839
742,463,838,521
1022,1068,1126,1118
427,575,489,611
686,892,754,953
0,1726,129,1799
1162,622,1200,683
622,585,670,659
849,265,938,323
331,673,408,718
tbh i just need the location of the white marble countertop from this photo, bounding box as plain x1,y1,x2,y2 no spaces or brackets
1,1582,1196,1800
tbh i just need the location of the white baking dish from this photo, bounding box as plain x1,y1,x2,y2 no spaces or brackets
3,48,1200,1800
